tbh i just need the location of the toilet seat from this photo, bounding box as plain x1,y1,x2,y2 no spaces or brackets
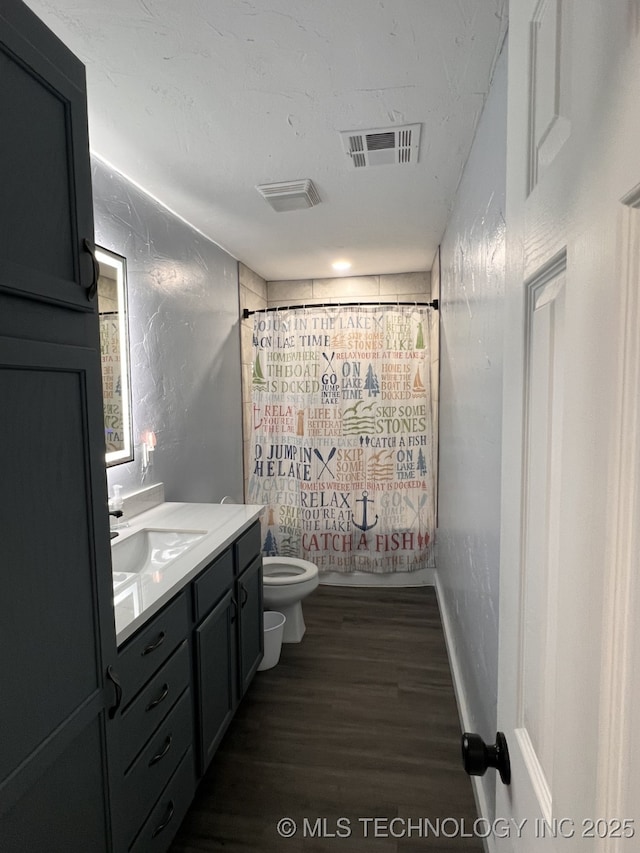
262,557,318,586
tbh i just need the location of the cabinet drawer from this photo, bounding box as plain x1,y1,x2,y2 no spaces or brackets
121,688,193,845
117,593,189,703
192,548,233,621
129,747,196,853
118,640,190,772
234,521,261,574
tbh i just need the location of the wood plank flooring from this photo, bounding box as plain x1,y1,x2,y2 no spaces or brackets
169,586,484,852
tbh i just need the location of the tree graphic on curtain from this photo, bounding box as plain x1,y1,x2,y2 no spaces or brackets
364,364,380,397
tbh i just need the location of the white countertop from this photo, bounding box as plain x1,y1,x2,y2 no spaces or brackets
112,502,264,646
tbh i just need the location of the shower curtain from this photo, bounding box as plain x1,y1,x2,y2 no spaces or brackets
247,305,435,573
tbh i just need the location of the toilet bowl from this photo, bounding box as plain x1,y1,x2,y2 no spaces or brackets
262,557,319,643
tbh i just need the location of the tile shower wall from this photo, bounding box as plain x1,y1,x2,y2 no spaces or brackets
93,157,244,504
267,271,431,306
436,40,507,821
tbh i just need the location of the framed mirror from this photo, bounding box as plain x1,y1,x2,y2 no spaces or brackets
96,246,133,466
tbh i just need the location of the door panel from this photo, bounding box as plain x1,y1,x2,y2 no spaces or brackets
528,0,571,193
519,260,565,819
0,47,74,282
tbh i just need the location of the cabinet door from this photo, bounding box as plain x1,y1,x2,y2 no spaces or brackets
194,590,235,774
238,557,264,697
1,719,109,853
0,0,96,310
0,335,115,834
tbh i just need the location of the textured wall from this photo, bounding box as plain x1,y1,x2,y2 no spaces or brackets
93,158,244,504
436,41,507,819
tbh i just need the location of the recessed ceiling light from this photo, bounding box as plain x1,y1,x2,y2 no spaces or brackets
332,260,352,271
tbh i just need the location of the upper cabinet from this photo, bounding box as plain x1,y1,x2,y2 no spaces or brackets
0,0,97,310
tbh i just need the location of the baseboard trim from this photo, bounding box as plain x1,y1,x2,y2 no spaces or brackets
434,571,496,853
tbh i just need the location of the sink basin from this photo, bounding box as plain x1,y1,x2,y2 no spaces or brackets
111,528,207,576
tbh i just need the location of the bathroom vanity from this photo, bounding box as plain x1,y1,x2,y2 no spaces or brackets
107,503,264,852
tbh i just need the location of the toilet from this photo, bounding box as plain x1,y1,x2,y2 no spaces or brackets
262,557,319,643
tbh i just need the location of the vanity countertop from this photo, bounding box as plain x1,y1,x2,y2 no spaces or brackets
112,501,264,646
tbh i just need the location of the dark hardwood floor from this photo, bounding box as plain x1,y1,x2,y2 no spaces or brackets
169,586,484,852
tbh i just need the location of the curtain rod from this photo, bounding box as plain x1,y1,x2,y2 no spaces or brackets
242,299,438,319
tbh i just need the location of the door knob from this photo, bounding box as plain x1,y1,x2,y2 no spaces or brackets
461,731,511,785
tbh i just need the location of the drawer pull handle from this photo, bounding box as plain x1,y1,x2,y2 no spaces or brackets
106,665,122,719
82,238,99,300
146,683,170,712
141,631,166,656
149,734,173,766
151,800,175,838
241,586,248,607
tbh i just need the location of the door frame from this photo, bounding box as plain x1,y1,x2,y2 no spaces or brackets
595,190,640,847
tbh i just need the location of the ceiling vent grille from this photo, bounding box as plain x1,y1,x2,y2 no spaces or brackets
340,124,421,168
256,179,320,212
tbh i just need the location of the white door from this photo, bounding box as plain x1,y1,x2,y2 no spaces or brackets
496,2,640,850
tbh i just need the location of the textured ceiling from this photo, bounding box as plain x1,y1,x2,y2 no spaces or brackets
24,0,507,281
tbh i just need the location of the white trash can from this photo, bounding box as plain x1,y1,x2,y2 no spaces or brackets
258,611,286,671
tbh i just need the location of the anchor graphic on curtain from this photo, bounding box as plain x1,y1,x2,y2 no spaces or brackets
351,491,378,531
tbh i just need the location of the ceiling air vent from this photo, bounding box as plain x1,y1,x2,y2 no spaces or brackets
340,124,421,168
256,179,320,212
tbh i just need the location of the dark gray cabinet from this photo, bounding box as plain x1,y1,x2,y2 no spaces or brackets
195,589,236,772
128,748,196,853
109,594,194,852
235,522,264,698
0,1,116,850
193,521,263,775
111,523,263,849
238,556,264,697
1,720,111,853
0,0,96,309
